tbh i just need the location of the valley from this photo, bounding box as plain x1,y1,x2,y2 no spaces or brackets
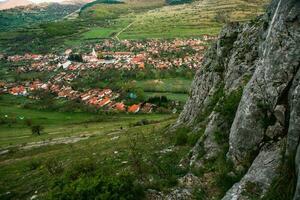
2,0,297,200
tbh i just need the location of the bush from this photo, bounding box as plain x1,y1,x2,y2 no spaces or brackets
31,125,44,135
215,11,230,23
211,153,240,196
174,127,189,146
66,159,97,181
147,151,187,190
215,88,243,124
194,188,208,200
166,0,192,5
27,159,42,171
68,53,83,62
49,174,144,200
187,130,203,146
45,158,64,175
262,156,296,200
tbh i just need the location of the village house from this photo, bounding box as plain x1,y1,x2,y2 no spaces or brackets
114,102,126,112
98,97,111,107
141,103,154,113
203,34,218,41
9,85,27,96
128,104,141,113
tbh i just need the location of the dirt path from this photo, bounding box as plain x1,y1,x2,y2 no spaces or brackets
114,21,135,41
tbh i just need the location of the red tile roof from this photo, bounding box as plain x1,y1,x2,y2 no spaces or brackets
98,98,111,107
128,104,140,113
114,102,125,111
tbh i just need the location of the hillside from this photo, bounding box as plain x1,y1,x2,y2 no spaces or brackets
0,0,269,54
0,0,32,10
2,0,297,199
0,3,82,31
0,0,93,10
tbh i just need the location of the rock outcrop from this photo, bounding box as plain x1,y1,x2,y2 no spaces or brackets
174,0,300,199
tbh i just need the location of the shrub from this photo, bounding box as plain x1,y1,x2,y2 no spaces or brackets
147,151,187,190
257,101,276,129
68,53,83,62
196,84,225,123
214,131,227,145
242,181,262,199
31,125,44,135
49,174,144,200
132,119,150,127
262,156,296,200
45,158,64,175
27,159,42,171
215,11,230,23
66,159,97,181
194,188,208,200
174,127,190,146
166,0,192,5
187,129,204,146
215,88,243,124
213,152,241,196
25,119,32,127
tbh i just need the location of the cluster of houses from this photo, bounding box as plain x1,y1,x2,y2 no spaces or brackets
2,36,218,73
1,81,154,113
0,37,218,113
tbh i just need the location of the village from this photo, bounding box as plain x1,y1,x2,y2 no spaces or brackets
0,36,217,113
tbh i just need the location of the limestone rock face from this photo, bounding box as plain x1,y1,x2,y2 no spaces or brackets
173,0,300,199
222,142,283,200
228,0,300,166
175,20,262,127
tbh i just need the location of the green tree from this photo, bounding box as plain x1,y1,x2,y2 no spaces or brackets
31,125,44,135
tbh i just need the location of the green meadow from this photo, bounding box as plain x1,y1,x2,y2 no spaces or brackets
0,94,189,199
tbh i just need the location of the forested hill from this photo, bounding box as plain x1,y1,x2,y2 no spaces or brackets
0,3,82,31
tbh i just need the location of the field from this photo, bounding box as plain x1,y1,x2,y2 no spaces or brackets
0,95,172,148
0,94,191,199
135,78,191,94
82,0,269,40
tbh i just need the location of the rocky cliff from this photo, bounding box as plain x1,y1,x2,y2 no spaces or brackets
173,0,300,199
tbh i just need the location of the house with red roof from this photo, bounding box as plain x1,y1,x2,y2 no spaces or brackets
114,102,126,112
88,97,99,105
128,104,140,113
9,86,27,96
98,98,111,107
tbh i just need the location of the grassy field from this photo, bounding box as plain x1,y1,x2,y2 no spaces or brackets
0,95,172,148
83,0,269,40
134,78,192,94
57,0,270,45
0,94,194,199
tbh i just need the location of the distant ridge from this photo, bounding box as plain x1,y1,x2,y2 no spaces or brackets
0,0,94,10
0,0,32,10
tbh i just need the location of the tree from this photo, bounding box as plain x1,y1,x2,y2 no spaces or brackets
31,125,44,135
68,53,83,62
215,11,230,24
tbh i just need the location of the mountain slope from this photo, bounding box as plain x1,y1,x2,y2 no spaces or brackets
0,0,93,10
172,0,300,199
0,0,32,10
0,2,83,31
